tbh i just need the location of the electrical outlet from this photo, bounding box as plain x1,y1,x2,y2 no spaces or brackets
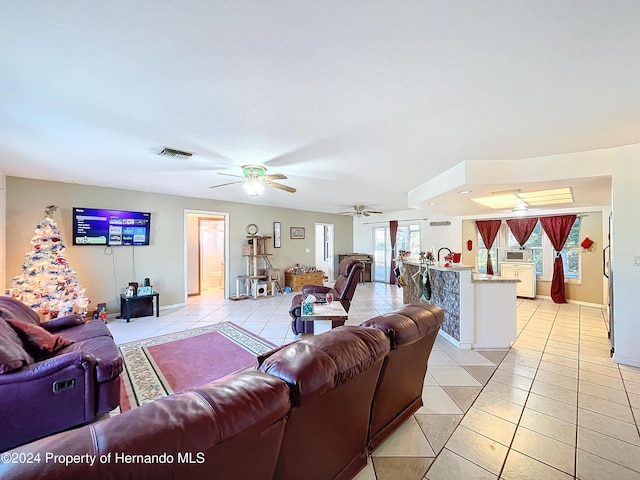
305,248,311,253
635,256,640,266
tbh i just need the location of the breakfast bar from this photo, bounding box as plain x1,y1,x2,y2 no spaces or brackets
399,260,518,349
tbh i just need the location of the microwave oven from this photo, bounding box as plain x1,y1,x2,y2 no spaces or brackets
504,249,533,262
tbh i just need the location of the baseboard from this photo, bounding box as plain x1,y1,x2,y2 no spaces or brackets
160,302,186,310
532,295,605,309
438,330,472,350
612,353,640,369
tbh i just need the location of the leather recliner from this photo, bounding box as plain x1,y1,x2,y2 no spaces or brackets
361,303,445,451
0,370,292,480
289,258,364,334
258,325,390,480
0,296,123,452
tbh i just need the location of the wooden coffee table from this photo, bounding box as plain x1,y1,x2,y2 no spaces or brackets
301,302,348,334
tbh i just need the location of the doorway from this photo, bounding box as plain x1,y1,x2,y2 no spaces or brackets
373,226,390,282
185,211,228,300
315,223,335,282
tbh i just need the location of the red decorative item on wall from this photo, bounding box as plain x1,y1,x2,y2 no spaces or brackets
581,237,594,249
467,239,473,251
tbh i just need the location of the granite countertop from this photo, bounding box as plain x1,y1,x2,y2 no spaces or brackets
428,264,473,272
472,273,520,283
399,259,473,271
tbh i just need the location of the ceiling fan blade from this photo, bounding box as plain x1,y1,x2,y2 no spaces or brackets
263,180,296,193
363,212,371,216
209,181,242,189
365,210,383,215
338,211,354,215
263,173,287,180
218,173,244,178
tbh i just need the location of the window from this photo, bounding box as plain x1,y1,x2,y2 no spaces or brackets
477,229,499,274
372,227,389,282
501,217,581,282
372,223,420,282
559,218,580,280
507,221,543,275
396,224,421,256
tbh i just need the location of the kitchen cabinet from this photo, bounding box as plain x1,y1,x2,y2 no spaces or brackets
500,262,536,298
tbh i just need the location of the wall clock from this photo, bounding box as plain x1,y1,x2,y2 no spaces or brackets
246,223,259,235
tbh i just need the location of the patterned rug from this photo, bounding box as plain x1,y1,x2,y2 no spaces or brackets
118,322,276,411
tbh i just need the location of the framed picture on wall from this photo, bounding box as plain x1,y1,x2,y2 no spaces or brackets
290,227,305,239
274,221,281,248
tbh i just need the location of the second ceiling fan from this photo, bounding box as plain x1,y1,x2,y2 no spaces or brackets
210,165,296,196
339,205,383,217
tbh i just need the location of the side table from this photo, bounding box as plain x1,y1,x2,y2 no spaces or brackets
119,293,160,323
301,302,348,334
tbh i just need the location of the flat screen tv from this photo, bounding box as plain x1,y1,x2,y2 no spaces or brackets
72,207,151,246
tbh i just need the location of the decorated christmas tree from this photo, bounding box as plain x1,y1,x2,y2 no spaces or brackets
8,205,90,320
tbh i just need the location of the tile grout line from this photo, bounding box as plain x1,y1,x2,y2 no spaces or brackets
496,299,557,479
574,305,582,480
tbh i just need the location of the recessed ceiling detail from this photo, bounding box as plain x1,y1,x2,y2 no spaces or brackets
471,188,574,210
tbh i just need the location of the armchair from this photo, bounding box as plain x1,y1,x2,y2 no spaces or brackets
0,296,122,451
289,258,364,335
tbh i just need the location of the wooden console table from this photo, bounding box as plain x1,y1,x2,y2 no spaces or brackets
119,293,160,322
285,271,324,291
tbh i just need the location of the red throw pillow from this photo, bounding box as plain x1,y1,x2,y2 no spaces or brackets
6,320,73,356
0,319,34,373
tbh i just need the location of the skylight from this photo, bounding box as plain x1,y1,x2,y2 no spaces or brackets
471,188,573,209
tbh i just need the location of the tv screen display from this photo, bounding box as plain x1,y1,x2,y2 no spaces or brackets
73,207,151,246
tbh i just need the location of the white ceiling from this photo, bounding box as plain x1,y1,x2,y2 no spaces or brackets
1,2,639,216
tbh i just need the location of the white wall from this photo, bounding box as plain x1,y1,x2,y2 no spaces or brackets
610,152,640,367
353,209,461,259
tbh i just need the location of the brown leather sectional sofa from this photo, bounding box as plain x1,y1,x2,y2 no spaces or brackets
0,303,443,480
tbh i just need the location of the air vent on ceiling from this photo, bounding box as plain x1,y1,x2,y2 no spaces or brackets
157,147,193,159
430,221,451,227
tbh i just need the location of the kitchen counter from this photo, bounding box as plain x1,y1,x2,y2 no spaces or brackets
398,261,517,349
472,273,520,283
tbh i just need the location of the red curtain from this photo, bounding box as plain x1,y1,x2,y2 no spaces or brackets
506,218,538,247
539,215,577,303
476,220,501,275
389,220,398,284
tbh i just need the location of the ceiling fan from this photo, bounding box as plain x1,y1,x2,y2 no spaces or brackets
339,205,384,218
210,165,296,196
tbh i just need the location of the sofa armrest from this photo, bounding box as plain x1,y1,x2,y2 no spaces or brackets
0,351,96,384
40,314,86,332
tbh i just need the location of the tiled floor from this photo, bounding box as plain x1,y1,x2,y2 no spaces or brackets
107,283,640,480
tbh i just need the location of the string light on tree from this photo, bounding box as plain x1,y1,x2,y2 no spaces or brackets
8,205,90,320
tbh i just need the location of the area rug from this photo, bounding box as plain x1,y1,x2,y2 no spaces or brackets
118,322,276,412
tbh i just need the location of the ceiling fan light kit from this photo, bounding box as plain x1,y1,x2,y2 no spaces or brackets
210,165,296,196
242,178,265,196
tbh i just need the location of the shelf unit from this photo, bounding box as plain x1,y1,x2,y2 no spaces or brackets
235,235,281,299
